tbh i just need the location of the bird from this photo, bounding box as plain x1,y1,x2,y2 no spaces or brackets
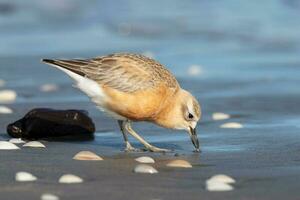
42,53,201,152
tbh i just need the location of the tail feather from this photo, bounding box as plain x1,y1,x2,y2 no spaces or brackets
42,59,86,76
41,59,56,64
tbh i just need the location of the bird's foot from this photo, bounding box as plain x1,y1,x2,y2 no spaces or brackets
124,142,145,152
145,145,172,153
124,147,145,152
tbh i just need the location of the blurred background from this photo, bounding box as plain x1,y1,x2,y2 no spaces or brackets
0,0,300,134
1,0,300,77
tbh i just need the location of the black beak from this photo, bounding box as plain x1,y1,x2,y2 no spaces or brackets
189,127,200,152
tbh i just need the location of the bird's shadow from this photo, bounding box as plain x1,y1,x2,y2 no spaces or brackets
94,138,183,152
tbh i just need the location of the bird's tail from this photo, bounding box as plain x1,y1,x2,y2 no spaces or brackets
41,59,86,76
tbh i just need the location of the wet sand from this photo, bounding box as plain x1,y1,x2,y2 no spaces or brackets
1,75,300,199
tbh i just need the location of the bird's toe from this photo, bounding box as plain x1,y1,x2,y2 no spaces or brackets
124,145,146,152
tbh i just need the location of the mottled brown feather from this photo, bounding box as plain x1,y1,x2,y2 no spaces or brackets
43,53,179,93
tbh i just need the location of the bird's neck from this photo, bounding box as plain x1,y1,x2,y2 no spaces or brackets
153,89,185,129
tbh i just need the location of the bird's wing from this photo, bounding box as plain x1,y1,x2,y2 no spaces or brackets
42,53,179,93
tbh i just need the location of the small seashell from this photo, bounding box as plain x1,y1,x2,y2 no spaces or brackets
135,156,155,164
40,84,58,92
0,79,5,87
206,181,234,191
0,106,13,114
15,171,37,182
73,151,103,161
0,141,20,150
41,193,59,200
212,112,230,121
0,90,17,103
59,174,83,184
133,164,158,174
9,138,25,144
166,159,192,168
187,65,202,76
220,122,243,129
206,174,236,184
23,141,45,148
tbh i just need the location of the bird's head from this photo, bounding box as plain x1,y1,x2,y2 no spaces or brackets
155,89,201,151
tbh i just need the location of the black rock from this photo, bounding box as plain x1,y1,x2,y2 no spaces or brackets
7,108,95,140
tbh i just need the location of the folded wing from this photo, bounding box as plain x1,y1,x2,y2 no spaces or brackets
42,53,179,93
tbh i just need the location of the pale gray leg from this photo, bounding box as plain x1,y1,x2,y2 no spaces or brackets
124,121,171,153
118,120,139,152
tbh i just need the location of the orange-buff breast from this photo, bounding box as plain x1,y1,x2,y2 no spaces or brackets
102,83,175,121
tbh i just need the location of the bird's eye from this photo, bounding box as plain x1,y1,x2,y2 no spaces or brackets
188,113,194,119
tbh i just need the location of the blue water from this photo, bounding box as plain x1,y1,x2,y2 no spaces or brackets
0,1,299,75
0,0,299,90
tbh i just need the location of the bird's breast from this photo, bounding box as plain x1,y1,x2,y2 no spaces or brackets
101,84,174,121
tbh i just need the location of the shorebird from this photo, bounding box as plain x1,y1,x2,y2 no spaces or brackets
42,53,201,152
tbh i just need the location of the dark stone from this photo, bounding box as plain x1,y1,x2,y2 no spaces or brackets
7,108,95,140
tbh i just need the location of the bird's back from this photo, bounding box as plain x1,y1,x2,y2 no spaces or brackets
98,53,179,92
43,53,179,93
90,53,178,92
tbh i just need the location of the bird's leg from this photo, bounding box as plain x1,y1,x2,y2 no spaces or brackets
118,120,140,152
124,121,171,153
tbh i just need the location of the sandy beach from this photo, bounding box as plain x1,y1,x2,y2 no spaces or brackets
1,73,300,199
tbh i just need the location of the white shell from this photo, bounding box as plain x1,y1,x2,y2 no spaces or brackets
23,141,45,148
15,172,37,182
206,181,234,191
212,112,230,121
135,156,155,164
59,174,83,184
133,164,158,174
187,65,202,76
0,106,13,114
166,160,192,168
206,174,236,184
41,193,59,200
73,151,103,161
9,138,25,144
0,90,17,103
220,122,243,129
0,141,20,150
0,79,5,87
40,84,59,92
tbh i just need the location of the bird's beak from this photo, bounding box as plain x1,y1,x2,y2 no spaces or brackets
189,127,200,152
